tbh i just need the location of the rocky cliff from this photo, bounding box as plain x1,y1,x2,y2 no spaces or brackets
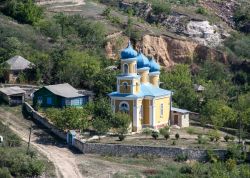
106,34,227,68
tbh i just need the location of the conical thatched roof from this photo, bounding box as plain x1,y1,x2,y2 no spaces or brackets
5,56,33,71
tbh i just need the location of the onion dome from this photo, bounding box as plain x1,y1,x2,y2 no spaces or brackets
136,51,150,68
149,58,160,72
121,41,138,59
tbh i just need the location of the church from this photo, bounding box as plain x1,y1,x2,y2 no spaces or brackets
109,41,172,132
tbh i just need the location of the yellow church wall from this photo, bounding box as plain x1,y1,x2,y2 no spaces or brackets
154,97,170,125
132,78,140,93
115,100,133,119
129,61,136,73
119,80,132,93
121,61,136,74
138,70,149,83
142,99,150,125
149,75,159,87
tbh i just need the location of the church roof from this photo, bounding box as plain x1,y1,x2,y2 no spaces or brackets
149,58,160,72
136,52,149,68
108,83,171,98
121,41,138,59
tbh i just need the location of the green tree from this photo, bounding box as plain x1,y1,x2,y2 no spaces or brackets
201,100,236,129
160,64,198,111
113,112,131,135
93,69,118,97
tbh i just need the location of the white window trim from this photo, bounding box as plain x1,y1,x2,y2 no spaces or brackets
119,101,130,112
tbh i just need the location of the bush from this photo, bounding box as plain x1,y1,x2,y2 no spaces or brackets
226,143,246,161
143,128,152,138
197,134,207,144
151,131,159,140
207,150,219,163
172,140,176,145
229,136,235,141
2,0,43,25
179,165,192,174
226,158,237,171
175,133,180,140
196,7,207,15
159,127,170,140
208,130,221,142
224,135,230,142
186,127,195,135
151,1,171,16
0,168,11,178
175,153,188,162
118,134,126,141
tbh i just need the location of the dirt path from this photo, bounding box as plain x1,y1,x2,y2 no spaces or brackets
0,106,148,177
0,107,83,178
36,0,85,9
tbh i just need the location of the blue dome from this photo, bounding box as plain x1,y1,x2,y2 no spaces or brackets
149,58,160,72
136,52,150,68
121,41,138,59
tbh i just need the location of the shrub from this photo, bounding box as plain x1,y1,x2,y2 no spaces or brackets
151,131,159,140
172,140,176,145
207,150,219,163
197,134,207,144
0,168,11,178
143,128,152,138
196,7,207,15
224,135,230,142
179,165,192,174
118,134,126,141
159,127,170,140
175,133,180,140
151,1,171,16
229,136,235,141
226,159,237,171
226,143,246,161
208,130,221,142
186,127,195,135
175,153,188,162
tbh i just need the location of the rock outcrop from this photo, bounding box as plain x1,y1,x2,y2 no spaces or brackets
106,34,228,68
118,0,230,48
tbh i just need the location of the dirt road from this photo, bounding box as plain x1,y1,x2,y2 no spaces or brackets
0,107,83,178
0,106,146,178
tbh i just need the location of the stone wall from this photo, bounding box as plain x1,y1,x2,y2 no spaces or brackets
73,139,227,161
23,102,250,162
23,102,67,140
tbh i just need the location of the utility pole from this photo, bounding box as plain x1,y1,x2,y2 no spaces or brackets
27,124,32,154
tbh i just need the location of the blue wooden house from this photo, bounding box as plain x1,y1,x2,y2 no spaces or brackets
33,83,88,108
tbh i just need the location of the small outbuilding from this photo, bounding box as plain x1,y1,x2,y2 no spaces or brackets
4,55,34,83
0,87,26,105
170,107,190,128
33,83,88,108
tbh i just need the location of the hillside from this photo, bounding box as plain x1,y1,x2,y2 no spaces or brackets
32,0,249,68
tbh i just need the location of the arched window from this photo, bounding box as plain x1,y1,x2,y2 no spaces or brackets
123,82,128,90
124,63,129,74
119,102,129,114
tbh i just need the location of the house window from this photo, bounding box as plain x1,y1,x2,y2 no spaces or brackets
47,97,52,105
119,102,129,114
38,96,42,105
160,103,164,117
124,64,128,74
71,98,83,106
